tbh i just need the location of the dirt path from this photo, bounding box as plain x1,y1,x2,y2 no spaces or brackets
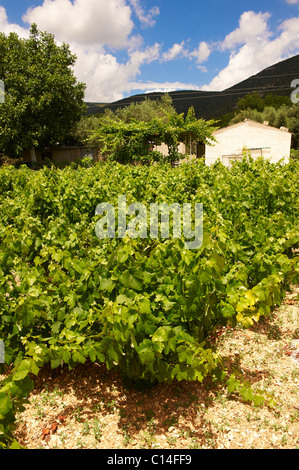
11,285,299,449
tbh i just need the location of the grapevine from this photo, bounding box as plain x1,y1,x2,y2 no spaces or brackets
0,158,299,447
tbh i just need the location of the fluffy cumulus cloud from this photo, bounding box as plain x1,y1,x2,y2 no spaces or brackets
161,40,211,67
8,0,209,100
203,11,299,91
162,41,187,62
23,0,134,48
220,11,271,50
190,42,211,65
71,42,162,101
0,6,29,37
3,0,163,101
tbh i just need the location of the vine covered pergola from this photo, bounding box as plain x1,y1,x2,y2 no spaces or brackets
89,109,218,164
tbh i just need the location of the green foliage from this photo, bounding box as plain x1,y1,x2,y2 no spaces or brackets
0,359,37,448
89,109,217,164
237,91,265,112
0,24,86,158
288,102,299,149
71,115,103,146
231,92,299,148
225,373,276,408
79,156,95,168
290,149,299,160
0,158,299,446
87,97,217,164
231,105,291,129
236,92,291,113
107,94,176,123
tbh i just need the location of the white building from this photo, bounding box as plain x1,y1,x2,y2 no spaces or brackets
205,119,292,167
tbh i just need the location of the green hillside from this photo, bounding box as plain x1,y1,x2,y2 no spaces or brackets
86,54,299,120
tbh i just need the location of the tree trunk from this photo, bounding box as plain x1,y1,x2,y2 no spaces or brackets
30,149,37,163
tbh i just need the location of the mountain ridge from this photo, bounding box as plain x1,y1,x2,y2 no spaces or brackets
85,54,299,120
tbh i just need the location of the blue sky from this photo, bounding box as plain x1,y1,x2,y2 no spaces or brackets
0,0,299,101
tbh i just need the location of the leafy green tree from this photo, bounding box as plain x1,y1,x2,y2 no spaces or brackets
104,93,176,124
230,106,290,128
89,107,217,164
263,94,291,109
287,103,299,148
0,24,86,160
71,115,103,146
236,92,291,114
236,91,265,112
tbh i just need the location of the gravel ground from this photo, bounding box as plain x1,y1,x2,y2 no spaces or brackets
9,285,299,449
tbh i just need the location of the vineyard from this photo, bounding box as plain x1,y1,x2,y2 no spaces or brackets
0,157,299,448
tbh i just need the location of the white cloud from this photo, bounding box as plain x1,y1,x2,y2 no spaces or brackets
196,65,208,73
161,40,211,65
203,12,299,91
0,6,29,37
72,43,161,101
285,0,299,4
129,42,161,65
19,0,163,101
162,41,186,61
0,1,161,102
190,41,211,64
131,81,201,94
128,0,160,28
221,11,271,50
23,0,134,48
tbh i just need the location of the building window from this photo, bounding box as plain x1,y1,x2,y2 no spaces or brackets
222,155,243,167
222,147,272,167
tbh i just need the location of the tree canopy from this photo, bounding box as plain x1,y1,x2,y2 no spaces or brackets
236,91,291,113
0,24,86,158
88,98,218,164
104,94,176,123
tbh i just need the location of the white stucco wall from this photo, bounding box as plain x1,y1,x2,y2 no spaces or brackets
205,120,292,167
154,142,186,156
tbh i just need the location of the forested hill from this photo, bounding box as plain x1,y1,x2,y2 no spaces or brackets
86,54,299,120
